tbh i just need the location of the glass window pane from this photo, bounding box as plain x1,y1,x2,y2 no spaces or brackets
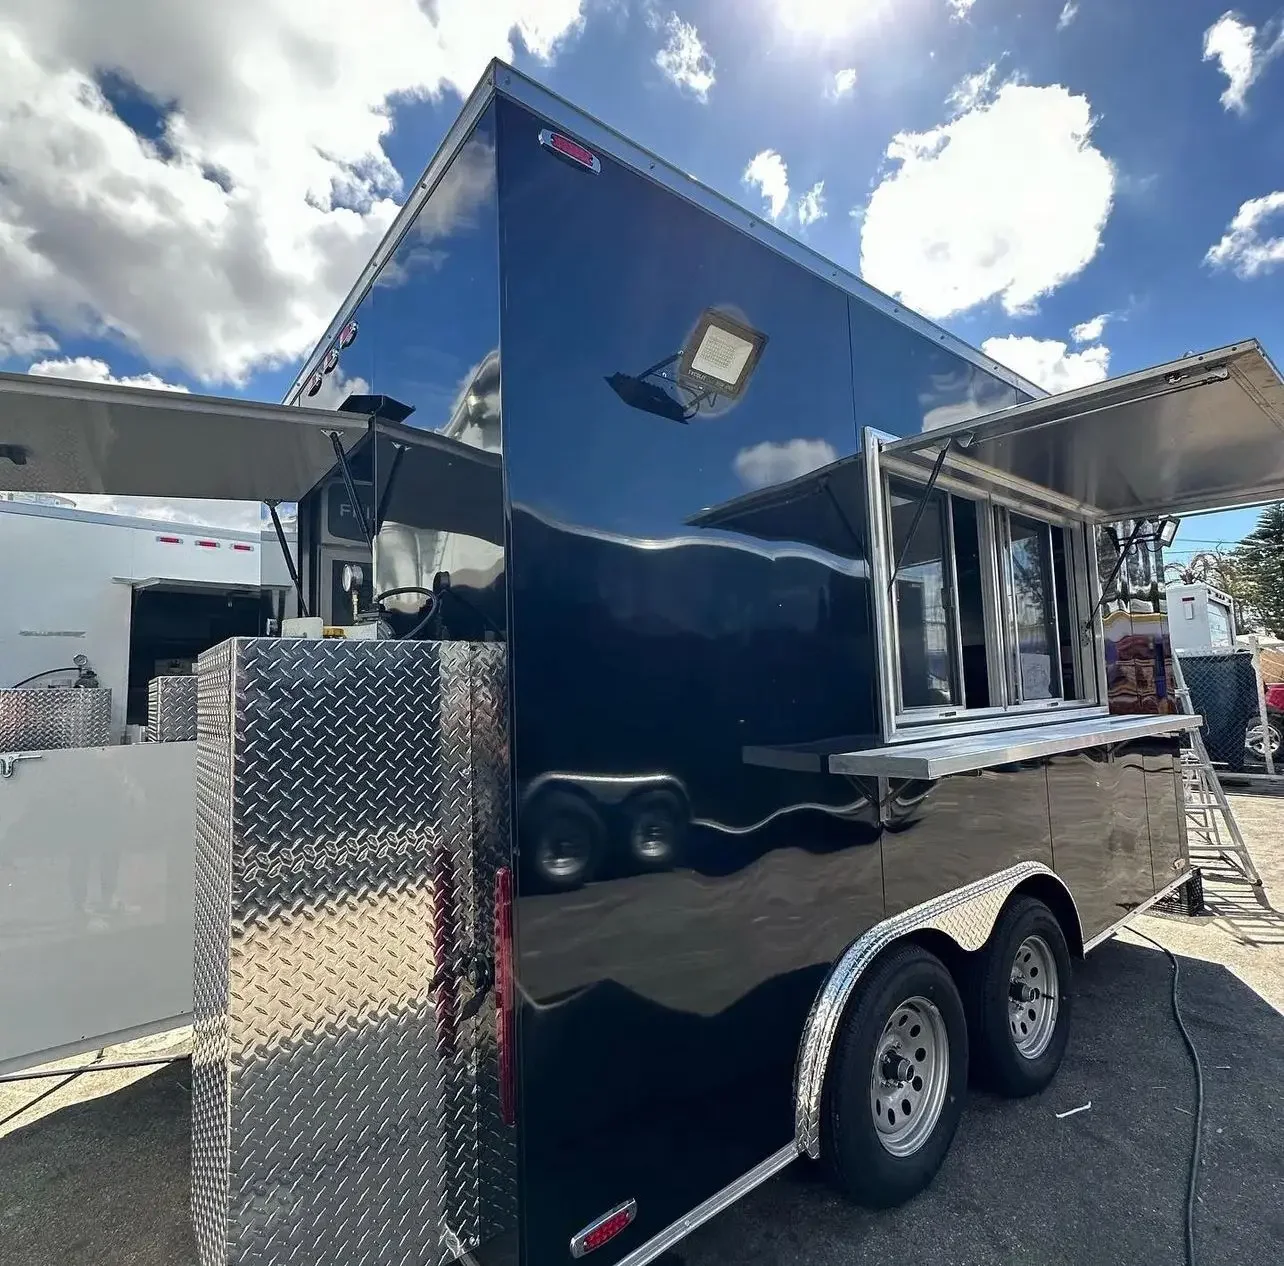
952,497,991,709
889,480,958,709
1008,514,1061,701
1050,526,1079,699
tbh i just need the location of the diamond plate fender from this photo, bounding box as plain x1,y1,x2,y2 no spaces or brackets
793,861,1081,1159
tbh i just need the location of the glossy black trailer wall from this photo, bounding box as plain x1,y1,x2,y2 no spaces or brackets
493,95,1036,1265
291,104,504,637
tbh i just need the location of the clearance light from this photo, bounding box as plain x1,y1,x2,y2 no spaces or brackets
196,539,219,549
570,1200,637,1258
231,543,254,552
323,348,340,375
338,319,359,349
306,372,323,397
538,128,601,174
155,534,182,544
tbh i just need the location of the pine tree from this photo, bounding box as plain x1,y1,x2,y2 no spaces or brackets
1235,503,1284,637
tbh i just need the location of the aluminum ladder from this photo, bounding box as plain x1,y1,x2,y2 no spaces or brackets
1170,652,1263,887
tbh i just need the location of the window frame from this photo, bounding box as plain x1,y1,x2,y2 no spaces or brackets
867,432,1107,744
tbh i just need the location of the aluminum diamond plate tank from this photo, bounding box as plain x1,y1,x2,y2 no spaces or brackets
0,687,112,754
191,637,514,1266
148,675,199,742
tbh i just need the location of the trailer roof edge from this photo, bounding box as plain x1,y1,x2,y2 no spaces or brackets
284,59,1046,406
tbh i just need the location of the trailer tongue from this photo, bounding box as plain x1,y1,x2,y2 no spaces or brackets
4,56,1284,1266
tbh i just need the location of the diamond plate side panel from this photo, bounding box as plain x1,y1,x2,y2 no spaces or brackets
191,637,514,1266
192,640,234,1266
0,687,112,753
149,674,199,742
469,644,517,1242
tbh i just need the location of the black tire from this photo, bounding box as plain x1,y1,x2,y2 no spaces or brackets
822,944,968,1209
522,791,604,892
624,789,687,872
966,896,1073,1097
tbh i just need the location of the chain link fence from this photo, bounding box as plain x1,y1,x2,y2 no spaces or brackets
1179,649,1279,772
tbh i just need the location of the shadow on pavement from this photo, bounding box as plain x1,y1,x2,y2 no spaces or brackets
1,941,1280,1266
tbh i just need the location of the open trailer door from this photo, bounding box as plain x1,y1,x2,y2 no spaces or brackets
0,370,366,1073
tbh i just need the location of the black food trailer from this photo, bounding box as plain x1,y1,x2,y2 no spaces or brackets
3,58,1284,1266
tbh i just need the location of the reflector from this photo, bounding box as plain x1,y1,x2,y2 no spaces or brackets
539,127,601,173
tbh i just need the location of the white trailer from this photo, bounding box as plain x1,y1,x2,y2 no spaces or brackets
1166,582,1236,654
0,480,307,1074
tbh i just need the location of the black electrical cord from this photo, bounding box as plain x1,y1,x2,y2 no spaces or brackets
1132,928,1205,1266
10,666,79,689
373,587,438,641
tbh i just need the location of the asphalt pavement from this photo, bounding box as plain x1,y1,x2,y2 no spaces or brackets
2,797,1281,1266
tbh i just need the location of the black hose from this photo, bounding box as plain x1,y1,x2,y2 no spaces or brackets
373,587,437,641
10,667,79,689
1132,928,1204,1266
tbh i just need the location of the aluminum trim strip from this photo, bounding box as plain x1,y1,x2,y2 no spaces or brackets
794,861,1081,1158
490,66,1043,399
826,713,1203,779
1083,870,1194,953
610,1145,797,1266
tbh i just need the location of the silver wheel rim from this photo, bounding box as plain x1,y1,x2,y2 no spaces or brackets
537,827,590,880
1010,934,1059,1059
631,811,672,861
1246,722,1280,758
869,995,950,1157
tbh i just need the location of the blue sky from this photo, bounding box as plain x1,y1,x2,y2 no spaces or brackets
0,0,1280,543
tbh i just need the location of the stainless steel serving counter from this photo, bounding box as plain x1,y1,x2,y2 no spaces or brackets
746,712,1202,780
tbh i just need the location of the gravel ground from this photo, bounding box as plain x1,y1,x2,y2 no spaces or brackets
1,795,1280,1266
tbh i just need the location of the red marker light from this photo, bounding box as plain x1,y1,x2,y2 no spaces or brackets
196,539,219,549
570,1201,637,1258
338,320,359,349
306,372,323,397
538,128,600,174
231,543,253,552
155,534,182,544
322,348,339,375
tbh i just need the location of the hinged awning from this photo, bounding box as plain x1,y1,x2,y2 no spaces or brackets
883,340,1284,521
0,370,368,502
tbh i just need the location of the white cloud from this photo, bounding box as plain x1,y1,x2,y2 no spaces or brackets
859,81,1115,319
981,335,1111,393
946,64,1000,115
948,0,977,20
798,181,827,228
27,355,189,392
828,68,858,99
744,150,791,221
1058,2,1078,30
1205,191,1284,277
653,12,715,101
734,438,838,489
0,3,585,386
1070,313,1108,343
1203,11,1284,113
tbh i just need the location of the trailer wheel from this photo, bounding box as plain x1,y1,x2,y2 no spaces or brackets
967,896,1073,1097
624,789,686,872
822,943,967,1208
524,791,603,892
